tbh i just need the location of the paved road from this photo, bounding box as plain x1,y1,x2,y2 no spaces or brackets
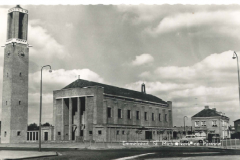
19,147,240,160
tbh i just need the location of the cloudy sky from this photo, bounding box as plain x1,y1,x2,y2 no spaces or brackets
0,4,240,126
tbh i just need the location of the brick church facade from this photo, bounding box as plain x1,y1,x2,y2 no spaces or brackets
53,79,173,142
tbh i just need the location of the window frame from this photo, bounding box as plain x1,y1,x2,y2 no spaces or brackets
152,113,155,121
195,121,200,127
144,112,148,121
127,110,131,119
107,107,112,118
118,109,122,119
159,113,161,121
136,111,140,120
201,121,206,126
165,114,167,122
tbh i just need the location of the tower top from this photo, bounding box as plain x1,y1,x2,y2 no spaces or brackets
8,5,28,14
16,5,22,8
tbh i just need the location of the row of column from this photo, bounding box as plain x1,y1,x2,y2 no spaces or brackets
61,97,82,141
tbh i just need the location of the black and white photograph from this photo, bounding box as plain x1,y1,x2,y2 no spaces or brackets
1,1,240,159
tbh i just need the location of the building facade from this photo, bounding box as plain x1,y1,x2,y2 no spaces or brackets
234,119,240,133
191,106,230,141
1,5,29,143
53,79,173,142
27,126,54,142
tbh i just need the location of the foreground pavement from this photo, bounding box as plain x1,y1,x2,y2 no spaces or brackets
0,143,240,160
0,150,57,160
1,146,239,160
147,155,240,160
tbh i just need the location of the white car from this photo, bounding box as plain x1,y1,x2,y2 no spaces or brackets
180,135,206,143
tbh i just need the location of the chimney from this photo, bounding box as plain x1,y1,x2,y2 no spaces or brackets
141,83,146,94
204,106,209,109
212,108,216,111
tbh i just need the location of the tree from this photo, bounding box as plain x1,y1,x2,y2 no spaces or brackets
28,123,39,131
42,122,51,126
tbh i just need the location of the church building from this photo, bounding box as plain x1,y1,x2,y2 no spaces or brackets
53,79,173,142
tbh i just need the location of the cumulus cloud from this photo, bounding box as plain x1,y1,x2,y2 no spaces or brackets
132,53,154,66
116,5,167,24
145,11,240,37
140,50,236,86
29,68,104,94
29,20,69,63
126,50,240,125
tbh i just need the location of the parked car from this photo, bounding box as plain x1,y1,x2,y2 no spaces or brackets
180,135,206,143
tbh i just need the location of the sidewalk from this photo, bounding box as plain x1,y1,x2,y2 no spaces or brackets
0,142,127,150
0,150,57,160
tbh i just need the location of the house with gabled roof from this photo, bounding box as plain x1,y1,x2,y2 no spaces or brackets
53,78,173,142
191,106,230,141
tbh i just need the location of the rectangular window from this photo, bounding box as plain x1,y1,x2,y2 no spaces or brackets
58,132,61,135
136,111,140,120
33,132,35,140
27,132,29,140
89,131,93,135
152,113,155,121
144,112,148,121
118,109,122,118
30,132,32,140
165,114,167,121
98,130,102,135
159,113,161,121
36,132,38,141
212,120,217,126
127,110,131,119
107,107,112,118
122,131,125,135
17,131,21,136
201,121,206,126
116,130,119,135
4,131,7,137
195,121,200,127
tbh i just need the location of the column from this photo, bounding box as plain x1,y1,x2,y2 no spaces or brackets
69,98,73,141
22,14,28,40
7,13,11,39
12,12,19,38
77,97,81,137
61,99,65,140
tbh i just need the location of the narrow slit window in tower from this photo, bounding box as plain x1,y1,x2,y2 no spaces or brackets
19,101,21,105
18,13,24,39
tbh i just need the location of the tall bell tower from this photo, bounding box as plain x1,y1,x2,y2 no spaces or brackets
1,5,29,143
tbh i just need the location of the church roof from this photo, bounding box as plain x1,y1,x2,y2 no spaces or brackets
63,79,167,104
234,119,240,122
192,108,229,119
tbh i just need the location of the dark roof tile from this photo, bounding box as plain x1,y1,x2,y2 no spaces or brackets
192,108,229,119
63,79,167,104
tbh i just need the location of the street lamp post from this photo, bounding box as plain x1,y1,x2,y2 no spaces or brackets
183,116,188,136
39,65,52,152
233,51,240,108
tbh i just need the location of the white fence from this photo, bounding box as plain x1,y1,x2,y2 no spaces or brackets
220,139,240,149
